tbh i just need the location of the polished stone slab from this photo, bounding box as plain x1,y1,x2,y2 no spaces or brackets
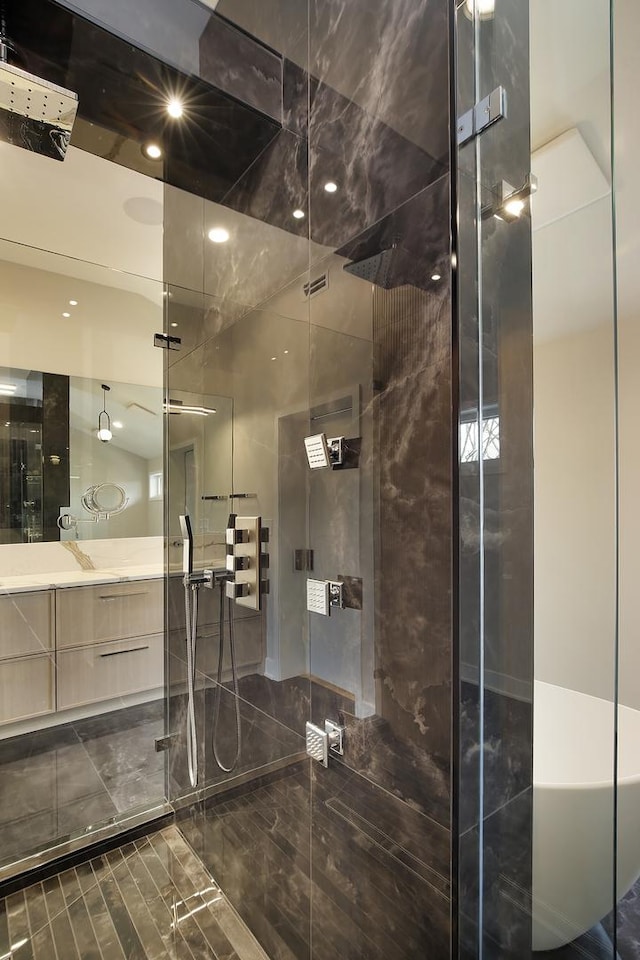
0,701,165,869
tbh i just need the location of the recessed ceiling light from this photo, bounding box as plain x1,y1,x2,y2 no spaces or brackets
69,300,78,306
324,181,338,194
143,142,163,160
208,227,230,243
284,350,289,355
271,356,277,361
30,429,37,434
62,312,71,318
293,208,305,220
112,421,124,429
431,273,441,281
171,322,178,328
167,98,184,119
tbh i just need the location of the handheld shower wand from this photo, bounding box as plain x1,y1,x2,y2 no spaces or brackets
180,515,199,789
211,512,242,774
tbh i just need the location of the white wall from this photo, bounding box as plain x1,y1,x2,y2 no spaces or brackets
534,325,617,701
69,428,160,539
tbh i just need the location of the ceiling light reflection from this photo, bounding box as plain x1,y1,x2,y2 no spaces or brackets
208,227,230,243
143,142,162,160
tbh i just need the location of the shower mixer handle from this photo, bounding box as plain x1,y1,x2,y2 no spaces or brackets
226,516,270,611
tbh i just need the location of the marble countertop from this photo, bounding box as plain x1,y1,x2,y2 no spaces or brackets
0,565,164,594
0,560,228,594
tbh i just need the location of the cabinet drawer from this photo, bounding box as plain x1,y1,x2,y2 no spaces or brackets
0,591,54,660
57,634,164,710
0,654,54,724
56,580,163,649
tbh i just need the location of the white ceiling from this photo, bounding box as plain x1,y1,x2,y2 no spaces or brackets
530,0,618,344
70,379,163,461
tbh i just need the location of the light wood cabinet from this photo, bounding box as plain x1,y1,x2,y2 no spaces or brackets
0,591,54,660
0,591,55,725
57,633,163,710
0,578,163,728
56,579,163,649
0,654,54,723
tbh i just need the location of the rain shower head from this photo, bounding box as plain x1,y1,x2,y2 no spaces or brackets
343,245,398,288
0,40,78,160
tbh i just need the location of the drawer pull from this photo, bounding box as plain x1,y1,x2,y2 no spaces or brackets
98,645,150,658
98,591,149,601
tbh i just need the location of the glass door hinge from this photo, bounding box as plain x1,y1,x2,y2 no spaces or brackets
155,734,179,752
457,86,507,146
154,333,181,350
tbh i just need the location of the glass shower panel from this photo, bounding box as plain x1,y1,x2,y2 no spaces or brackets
0,234,167,879
614,1,640,956
163,164,314,955
306,0,454,956
457,0,618,957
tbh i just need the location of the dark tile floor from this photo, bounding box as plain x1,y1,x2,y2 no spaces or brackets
0,702,165,868
0,826,269,960
180,759,451,960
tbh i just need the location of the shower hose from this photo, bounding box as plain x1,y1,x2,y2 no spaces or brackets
184,578,242,789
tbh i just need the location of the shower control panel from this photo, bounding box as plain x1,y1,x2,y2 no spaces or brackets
226,516,269,611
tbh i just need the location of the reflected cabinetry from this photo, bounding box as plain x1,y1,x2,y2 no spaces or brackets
0,579,163,726
0,591,55,723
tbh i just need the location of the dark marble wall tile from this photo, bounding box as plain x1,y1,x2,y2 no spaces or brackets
200,763,312,960
311,761,450,960
308,0,450,253
283,59,309,138
199,15,283,124
223,129,309,237
42,373,70,541
373,283,453,817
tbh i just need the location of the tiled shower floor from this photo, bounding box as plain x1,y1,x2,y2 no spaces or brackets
0,826,270,960
0,702,165,868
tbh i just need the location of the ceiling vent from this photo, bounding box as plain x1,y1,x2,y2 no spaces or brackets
302,271,329,301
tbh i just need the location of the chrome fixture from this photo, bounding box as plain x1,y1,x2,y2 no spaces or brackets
179,514,217,789
57,482,129,532
304,433,344,470
306,578,345,616
306,720,345,767
225,516,270,612
0,13,78,160
97,384,112,442
483,173,538,222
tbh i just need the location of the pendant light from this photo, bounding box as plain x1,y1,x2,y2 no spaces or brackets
97,384,113,443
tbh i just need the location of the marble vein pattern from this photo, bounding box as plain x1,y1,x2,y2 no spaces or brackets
199,14,283,123
0,825,269,960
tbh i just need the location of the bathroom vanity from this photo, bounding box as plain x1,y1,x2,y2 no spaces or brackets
0,576,163,728
0,537,164,732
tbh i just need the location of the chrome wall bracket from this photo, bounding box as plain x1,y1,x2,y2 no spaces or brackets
155,733,179,752
457,85,507,146
306,720,345,767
